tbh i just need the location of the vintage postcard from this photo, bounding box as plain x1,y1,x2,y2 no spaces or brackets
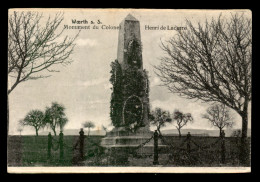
7,8,252,173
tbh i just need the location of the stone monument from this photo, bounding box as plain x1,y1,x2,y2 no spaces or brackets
101,14,165,155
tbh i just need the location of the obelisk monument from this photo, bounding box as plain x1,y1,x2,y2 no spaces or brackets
117,14,150,130
101,14,161,155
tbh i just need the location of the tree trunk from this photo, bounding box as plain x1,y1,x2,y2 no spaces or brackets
53,128,56,136
36,129,38,136
240,105,249,166
178,128,181,138
219,128,222,137
88,128,90,137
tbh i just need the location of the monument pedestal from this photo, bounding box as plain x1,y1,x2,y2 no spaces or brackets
101,127,167,155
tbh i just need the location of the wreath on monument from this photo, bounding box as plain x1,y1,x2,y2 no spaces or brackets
122,68,148,132
123,95,143,132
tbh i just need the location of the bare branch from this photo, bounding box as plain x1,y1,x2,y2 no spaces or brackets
172,109,193,136
154,13,251,118
202,103,234,135
8,11,80,94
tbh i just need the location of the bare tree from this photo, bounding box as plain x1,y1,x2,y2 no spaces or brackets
83,121,95,137
150,108,172,134
44,102,68,136
8,11,79,133
102,125,108,132
17,123,23,136
172,110,193,137
102,125,109,136
202,104,234,136
20,110,45,136
155,13,251,164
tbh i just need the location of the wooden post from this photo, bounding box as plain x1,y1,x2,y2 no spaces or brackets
221,130,226,164
59,131,64,161
47,132,52,160
79,128,85,160
187,132,191,154
153,130,159,165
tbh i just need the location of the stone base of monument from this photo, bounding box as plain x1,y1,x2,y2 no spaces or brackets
101,127,168,155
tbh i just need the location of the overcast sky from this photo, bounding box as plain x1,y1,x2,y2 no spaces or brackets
8,9,251,135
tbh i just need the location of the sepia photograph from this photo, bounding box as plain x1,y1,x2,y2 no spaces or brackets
7,9,252,173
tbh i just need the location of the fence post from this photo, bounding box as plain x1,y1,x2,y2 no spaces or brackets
187,132,191,154
79,128,85,160
47,132,52,160
59,131,64,162
153,130,159,165
220,130,226,164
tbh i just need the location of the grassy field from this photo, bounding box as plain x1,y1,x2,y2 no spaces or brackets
8,135,103,166
7,135,250,167
160,136,250,166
